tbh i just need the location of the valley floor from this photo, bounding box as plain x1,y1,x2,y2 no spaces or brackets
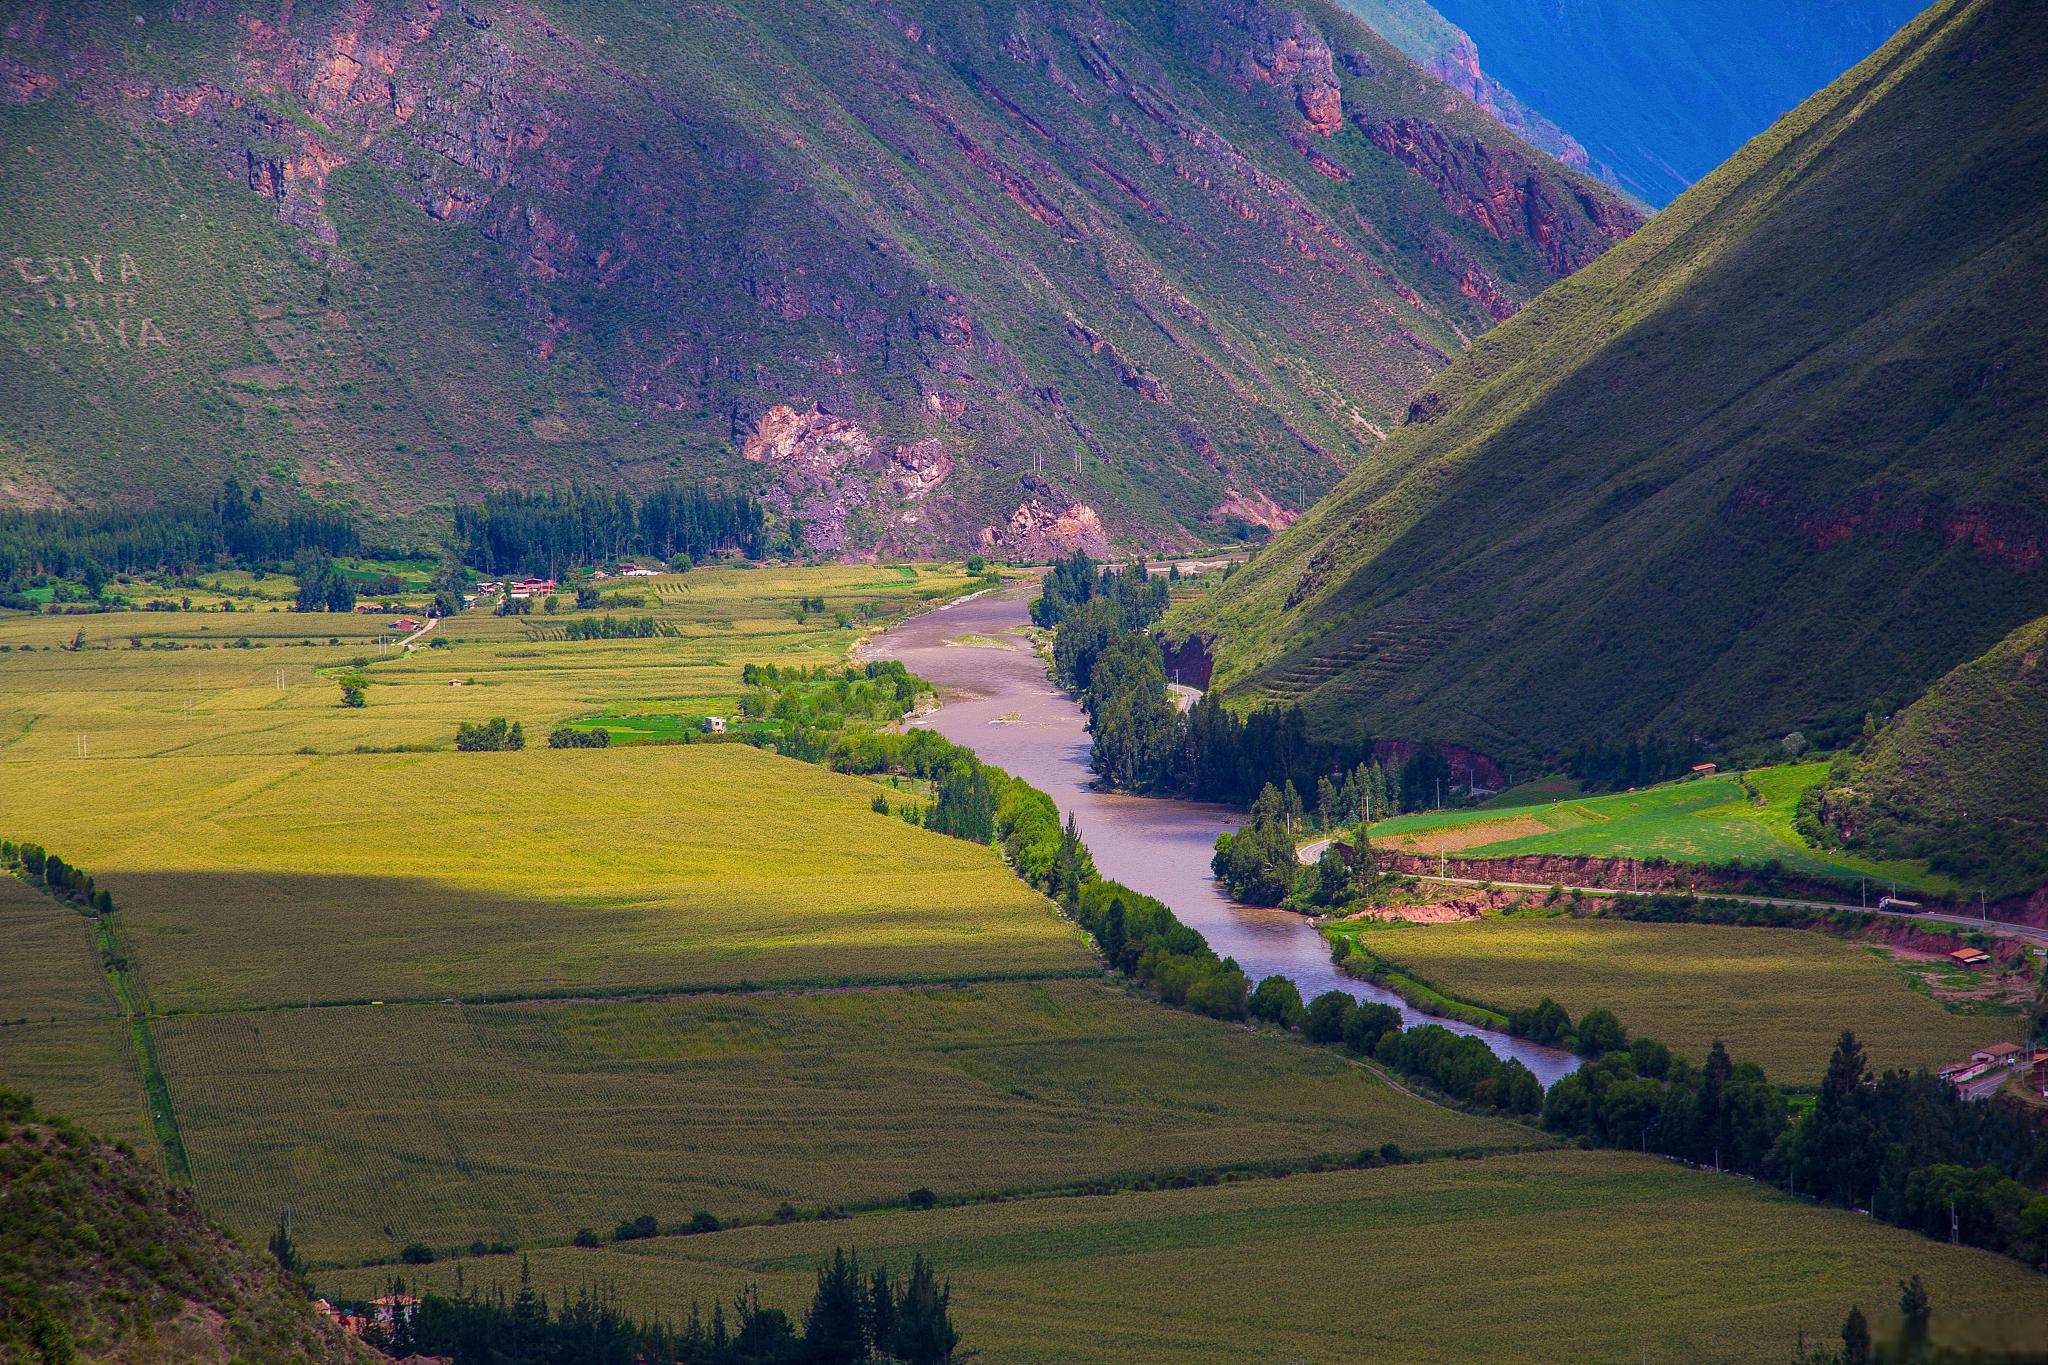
2,562,2044,1360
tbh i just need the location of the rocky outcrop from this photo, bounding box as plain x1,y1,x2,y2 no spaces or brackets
743,405,955,555
742,404,877,481
1211,487,1295,531
1356,114,1642,275
979,499,1109,558
1207,0,1345,137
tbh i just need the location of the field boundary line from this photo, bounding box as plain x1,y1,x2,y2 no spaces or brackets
144,967,1110,1019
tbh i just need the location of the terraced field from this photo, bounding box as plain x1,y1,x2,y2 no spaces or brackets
322,1150,2048,1364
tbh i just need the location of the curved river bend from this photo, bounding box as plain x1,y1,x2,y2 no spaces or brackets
868,583,1579,1086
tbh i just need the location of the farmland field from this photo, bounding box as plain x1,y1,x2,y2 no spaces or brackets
0,746,1081,1011
155,980,1526,1263
0,1019,155,1157
1369,767,1946,890
0,561,1522,1282
1330,916,2005,1077
0,871,115,1022
320,1149,2048,1364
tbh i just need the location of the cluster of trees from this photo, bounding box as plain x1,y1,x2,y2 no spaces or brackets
1563,734,1702,791
1039,557,1454,814
0,478,360,607
548,727,611,749
1793,1278,1942,1365
741,663,925,732
1777,1032,2048,1266
1210,786,1302,905
1209,778,1388,907
454,485,765,577
292,548,359,612
1537,1011,2048,1270
1029,553,1168,630
455,718,526,751
0,840,113,915
1246,978,1542,1115
1543,1034,1788,1170
364,1250,959,1365
559,614,677,640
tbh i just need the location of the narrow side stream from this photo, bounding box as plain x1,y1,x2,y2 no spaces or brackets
867,583,1580,1086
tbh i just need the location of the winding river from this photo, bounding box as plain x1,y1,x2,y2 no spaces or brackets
868,582,1580,1086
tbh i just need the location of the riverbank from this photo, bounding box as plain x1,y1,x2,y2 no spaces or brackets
865,582,1581,1086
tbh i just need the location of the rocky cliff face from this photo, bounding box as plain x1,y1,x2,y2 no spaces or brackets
0,0,1637,549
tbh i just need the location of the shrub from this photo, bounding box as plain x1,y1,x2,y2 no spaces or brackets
400,1242,435,1265
572,1228,599,1248
687,1211,721,1234
907,1187,937,1210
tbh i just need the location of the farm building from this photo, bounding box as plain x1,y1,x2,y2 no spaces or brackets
1689,762,1718,777
1972,1043,2023,1066
1949,947,1992,967
703,716,727,734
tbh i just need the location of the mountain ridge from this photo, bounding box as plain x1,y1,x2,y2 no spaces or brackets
0,0,1637,554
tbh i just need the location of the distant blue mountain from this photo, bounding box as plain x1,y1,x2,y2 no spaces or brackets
1424,0,1925,205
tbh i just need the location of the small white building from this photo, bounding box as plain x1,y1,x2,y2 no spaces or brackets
702,715,727,734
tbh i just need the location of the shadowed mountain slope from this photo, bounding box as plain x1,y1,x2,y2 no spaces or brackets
1808,613,2048,897
1168,0,2048,764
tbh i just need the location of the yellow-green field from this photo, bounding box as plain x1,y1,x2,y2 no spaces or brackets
1333,916,2005,1077
0,563,1524,1280
0,746,1079,1010
155,980,1523,1263
320,1150,2048,1364
7,562,2042,1353
0,1019,154,1157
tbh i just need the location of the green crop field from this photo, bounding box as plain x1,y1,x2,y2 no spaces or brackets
1330,916,2005,1078
1369,767,1946,890
320,1150,2048,1364
153,979,1525,1264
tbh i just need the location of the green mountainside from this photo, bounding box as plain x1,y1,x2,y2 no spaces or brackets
0,0,1635,554
1807,614,2048,897
0,1090,369,1364
1168,0,2048,765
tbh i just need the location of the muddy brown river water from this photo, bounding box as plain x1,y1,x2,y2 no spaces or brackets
867,582,1579,1085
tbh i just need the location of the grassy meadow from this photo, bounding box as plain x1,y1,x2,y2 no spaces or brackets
1330,916,2005,1078
1369,767,1946,890
321,1150,2048,1364
154,980,1525,1263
